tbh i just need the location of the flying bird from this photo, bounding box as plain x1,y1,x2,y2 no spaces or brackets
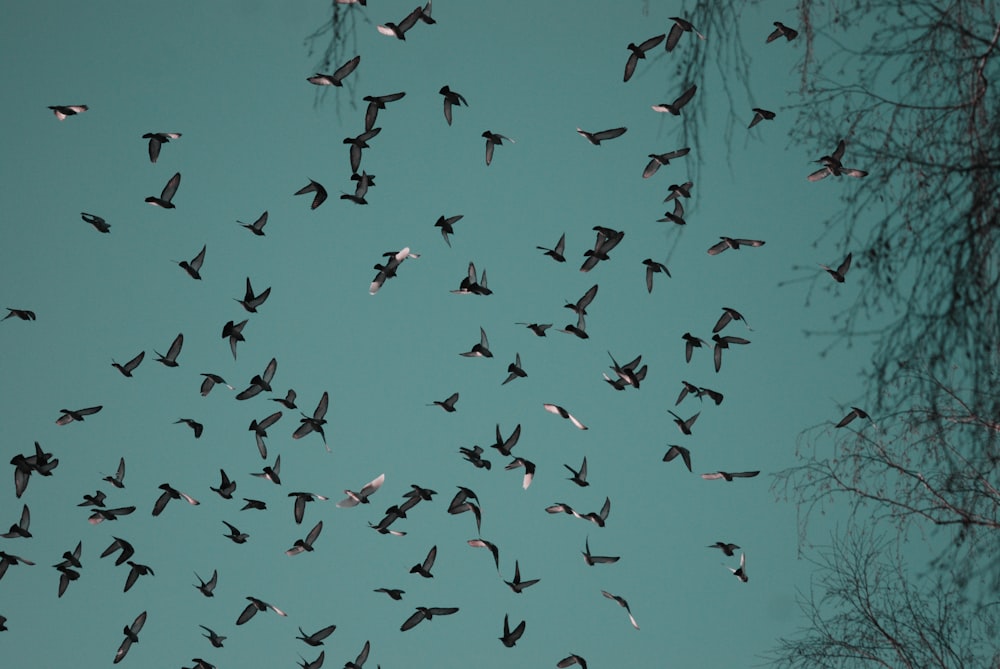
434,214,464,247
729,552,749,582
152,483,200,516
505,457,536,489
193,570,218,597
285,521,323,555
343,127,381,173
706,236,766,255
564,457,589,486
499,614,526,647
439,85,468,125
576,127,627,145
808,139,868,181
468,538,501,573
668,410,699,435
642,259,671,293
337,473,385,507
502,353,526,385
701,470,761,481
89,506,136,525
145,172,181,208
363,91,405,130
400,606,459,632
3,308,36,321
369,247,419,295
543,403,588,430
835,406,870,428
666,16,706,52
581,227,624,272
460,445,492,470
236,277,271,313
643,147,690,178
295,179,328,209
292,391,329,448
504,560,540,593
663,445,692,472
112,351,145,378
748,107,776,128
306,54,360,86
664,181,694,201
582,536,619,565
236,597,287,625
536,233,566,262
142,132,181,163
222,521,249,544
374,587,405,600
55,405,103,425
430,392,460,412
113,611,147,663
251,454,281,485
767,21,799,42
820,252,853,282
712,334,751,372
565,284,599,316
297,624,337,646
460,327,492,357
200,373,233,396
651,84,697,114
249,410,282,459
123,561,154,593
81,211,111,233
235,357,277,400
239,211,269,236
713,307,752,333
623,34,665,82
2,505,30,539
557,655,589,669
49,104,88,120
708,542,741,556
410,545,437,578
288,492,328,525
222,319,247,360
344,640,371,669
377,3,434,40
154,333,184,367
517,322,552,337
175,418,203,439
482,130,514,166
601,590,640,629
199,625,226,648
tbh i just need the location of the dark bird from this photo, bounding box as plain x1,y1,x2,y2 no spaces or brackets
468,538,501,573
517,322,552,337
3,308,36,321
663,445,692,472
543,403,588,430
370,247,420,295
400,606,459,632
582,536,619,566
101,537,135,566
410,545,437,578
89,506,135,525
152,483,199,516
624,34,665,82
199,625,225,648
239,211,269,236
81,211,111,233
306,54,360,86
56,565,80,598
607,351,646,389
286,520,324,555
451,261,491,295
341,170,375,205
434,214,464,247
821,252,852,282
502,353,526,385
55,405,103,426
55,541,83,569
292,391,330,448
222,520,249,544
273,389,298,409
504,560,539,593
558,313,589,339
236,357,277,401
664,181,694,201
729,552,749,582
564,457,589,487
482,130,514,166
200,373,233,396
676,380,700,405
112,351,145,378
251,454,281,485
643,147,690,178
337,473,385,507
142,132,181,163
698,385,725,405
642,259,671,293
123,561,154,592
713,307,752,333
241,498,266,511
288,492,328,525
581,227,624,272
835,406,870,428
377,3,433,40
712,334,751,372
249,410,283,459
145,172,181,208
194,570,218,597
668,410,700,435
666,16,706,52
657,197,686,225
363,91,405,131
701,470,761,481
576,127,627,145
767,21,798,42
707,236,766,255
565,284,599,316
460,327,493,357
236,597,287,625
601,590,639,629
154,333,184,367
343,127,381,173
374,587,405,600
748,107,776,128
460,445,492,470
175,418,204,439
491,423,522,457
808,139,868,181
295,179,328,209
236,277,271,313
558,655,589,669
708,542,740,557
536,233,566,262
439,85,468,125
0,551,35,581
430,392,459,412
222,319,247,360
499,614,526,647
49,104,88,120
297,624,337,646
651,84,697,114
2,505,31,538
344,640,371,669
580,497,612,527
113,611,147,663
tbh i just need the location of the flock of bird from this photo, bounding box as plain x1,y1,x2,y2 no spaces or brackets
3,4,872,668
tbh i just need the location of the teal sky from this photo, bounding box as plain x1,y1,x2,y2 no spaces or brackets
1,2,877,667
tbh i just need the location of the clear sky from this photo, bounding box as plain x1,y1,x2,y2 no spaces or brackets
0,2,876,667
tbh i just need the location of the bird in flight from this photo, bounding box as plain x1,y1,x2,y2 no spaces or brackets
706,236,766,255
142,132,181,163
145,172,181,208
81,212,111,233
624,34,665,82
439,85,468,125
666,16,706,52
767,21,799,42
113,611,147,664
306,54,360,86
651,84,697,115
576,127,627,145
154,333,184,367
748,107,776,128
808,139,868,181
294,179,328,210
49,104,88,120
482,131,514,166
601,590,640,629
820,252,852,282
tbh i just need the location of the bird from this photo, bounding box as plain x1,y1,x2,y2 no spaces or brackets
400,606,459,632
292,391,330,448
241,498,266,511
502,353,526,385
657,197,687,225
460,327,492,358
410,545,437,578
676,380,700,405
565,284,599,316
543,403,588,430
175,418,204,439
123,561,154,592
708,542,741,556
666,16,706,51
668,410,700,435
835,406,870,428
272,389,298,409
607,351,646,389
222,319,248,360
239,211,269,236
821,252,853,282
99,538,135,566
0,551,36,581
294,179,328,209
505,457,536,489
306,54,360,86
460,445,492,470
564,457,589,486
199,625,225,648
664,181,694,201
623,34,665,81
55,541,83,570
642,259,671,293
154,333,184,367
56,565,80,598
581,227,624,272
374,587,405,600
297,624,337,646
730,552,749,582
49,104,88,120
651,84,697,114
451,261,492,295
499,614,526,647
707,236,766,255
643,147,691,178
341,170,375,205
430,392,460,412
236,277,271,313
576,127,627,145
113,611,147,663
222,521,249,544
701,470,761,481
517,322,552,337
81,211,111,233
557,655,589,669
748,107,776,128
601,590,640,629
210,470,237,500
482,130,514,166
558,313,589,339
152,483,199,516
439,85,468,125
504,560,539,593
343,127,381,173
55,406,103,425
251,455,281,485
582,536,619,565
236,597,287,625
536,233,566,262
434,214,464,247
145,172,181,208
200,373,233,396
377,3,433,40
193,570,218,597
363,91,405,131
285,521,323,555
370,247,419,295
249,410,282,459
713,307,752,333
580,497,612,527
468,538,501,573
3,308,36,321
142,132,181,163
767,21,799,42
288,492,328,525
337,473,385,507
663,445,692,472
344,640,371,669
112,351,145,377
712,334,751,372
2,505,30,539
808,139,868,181
88,506,136,525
